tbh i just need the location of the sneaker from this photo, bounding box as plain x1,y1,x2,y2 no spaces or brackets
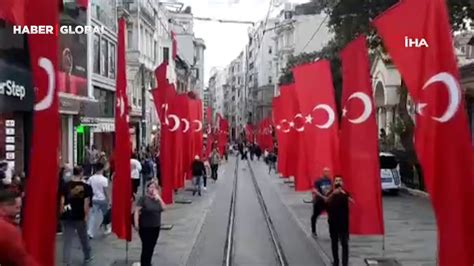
104,225,112,235
84,256,94,263
312,232,318,238
88,233,93,239
203,187,207,191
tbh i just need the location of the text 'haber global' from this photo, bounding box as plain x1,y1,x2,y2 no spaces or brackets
13,25,105,35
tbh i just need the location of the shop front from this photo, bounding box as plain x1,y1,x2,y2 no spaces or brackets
0,56,34,175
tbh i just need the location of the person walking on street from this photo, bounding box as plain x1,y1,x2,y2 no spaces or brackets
209,148,221,182
89,145,99,175
0,190,38,265
311,167,333,237
60,166,94,265
87,163,110,238
131,154,142,198
191,155,206,196
134,181,166,266
142,154,155,183
267,151,277,174
326,176,353,266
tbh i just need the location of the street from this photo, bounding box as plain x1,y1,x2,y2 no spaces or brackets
54,156,436,266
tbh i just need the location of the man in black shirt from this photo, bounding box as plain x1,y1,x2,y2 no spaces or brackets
60,166,93,264
311,167,333,236
326,176,353,266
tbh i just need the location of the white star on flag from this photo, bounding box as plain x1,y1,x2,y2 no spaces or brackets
342,108,348,117
305,114,313,124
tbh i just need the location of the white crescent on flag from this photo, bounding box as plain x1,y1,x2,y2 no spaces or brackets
181,118,190,132
168,114,180,132
34,57,55,111
193,120,203,132
294,113,305,132
345,92,372,124
313,104,335,129
421,72,461,123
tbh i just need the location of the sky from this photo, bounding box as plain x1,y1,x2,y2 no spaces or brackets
176,0,309,86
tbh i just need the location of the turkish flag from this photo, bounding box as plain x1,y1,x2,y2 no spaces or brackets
0,0,26,25
111,18,132,242
217,113,229,156
374,0,474,264
293,60,340,184
21,0,60,264
280,85,309,190
194,100,204,161
151,62,177,204
172,31,178,60
171,95,188,189
340,36,384,235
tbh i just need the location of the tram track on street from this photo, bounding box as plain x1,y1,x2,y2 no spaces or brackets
223,158,288,266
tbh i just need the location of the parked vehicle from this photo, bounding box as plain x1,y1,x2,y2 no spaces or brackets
379,152,402,194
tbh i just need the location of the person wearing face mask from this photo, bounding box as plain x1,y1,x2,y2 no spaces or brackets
0,190,38,265
134,181,166,266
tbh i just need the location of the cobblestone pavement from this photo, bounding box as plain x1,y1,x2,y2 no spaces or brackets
55,163,230,266
249,160,437,266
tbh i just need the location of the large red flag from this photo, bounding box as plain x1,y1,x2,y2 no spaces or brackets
280,85,309,190
293,60,340,183
112,18,132,241
374,0,474,264
340,36,384,235
22,0,60,264
151,62,177,204
0,0,26,25
192,100,204,160
169,95,187,189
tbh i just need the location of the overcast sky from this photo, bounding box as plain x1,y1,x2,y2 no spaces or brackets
177,0,309,86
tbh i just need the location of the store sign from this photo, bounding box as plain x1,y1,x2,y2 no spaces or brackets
0,59,34,112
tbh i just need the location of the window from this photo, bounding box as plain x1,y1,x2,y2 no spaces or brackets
163,47,170,62
127,29,133,49
100,38,108,77
284,11,293,20
108,43,116,79
269,46,272,54
93,34,100,74
269,76,273,84
154,40,158,61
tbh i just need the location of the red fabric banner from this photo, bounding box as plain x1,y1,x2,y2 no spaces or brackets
374,0,474,264
0,0,26,25
151,62,177,204
217,113,228,156
170,95,187,189
22,0,60,264
340,36,385,235
293,60,340,185
111,18,132,242
280,85,308,190
193,100,204,161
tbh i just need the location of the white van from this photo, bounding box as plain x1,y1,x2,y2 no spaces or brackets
379,152,402,194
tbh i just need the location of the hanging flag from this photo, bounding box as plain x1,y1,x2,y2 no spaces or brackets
111,18,132,241
21,0,60,264
169,94,187,189
293,60,340,184
374,0,474,264
192,100,204,161
172,31,178,60
279,85,309,190
151,62,177,204
340,36,384,235
0,0,26,25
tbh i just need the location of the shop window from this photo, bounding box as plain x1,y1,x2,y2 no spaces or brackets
163,47,170,62
93,34,100,74
108,43,115,79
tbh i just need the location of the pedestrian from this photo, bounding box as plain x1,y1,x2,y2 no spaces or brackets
268,151,277,174
133,181,166,266
83,146,92,176
209,148,221,182
131,153,142,198
311,167,333,237
249,143,255,161
60,166,94,264
155,151,161,187
142,154,155,183
90,145,99,174
191,155,206,196
87,163,111,238
255,145,262,161
0,190,38,265
98,152,109,177
326,176,353,266
203,158,210,190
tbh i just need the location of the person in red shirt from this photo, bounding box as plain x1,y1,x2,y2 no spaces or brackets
0,190,38,265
